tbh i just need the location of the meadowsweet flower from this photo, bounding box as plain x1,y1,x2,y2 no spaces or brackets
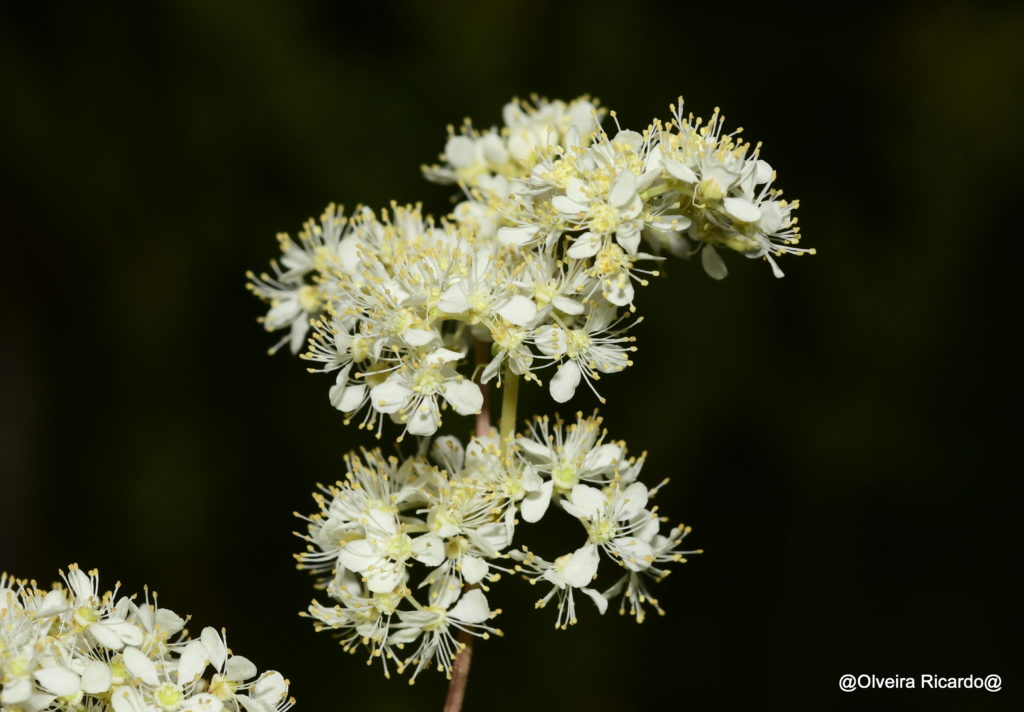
0,567,293,712
254,92,815,686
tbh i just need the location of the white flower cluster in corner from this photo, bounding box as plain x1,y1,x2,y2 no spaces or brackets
247,96,812,437
0,566,293,712
295,413,698,683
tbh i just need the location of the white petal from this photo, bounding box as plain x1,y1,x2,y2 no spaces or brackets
723,196,762,223
66,568,93,601
253,671,288,705
516,437,552,460
521,480,553,523
445,136,476,168
425,347,463,365
34,667,79,697
403,328,436,347
701,245,728,280
181,694,224,712
497,226,539,246
582,587,609,614
370,378,412,414
496,295,537,326
565,177,588,204
754,159,773,184
612,130,644,152
88,621,125,650
566,231,601,259
111,686,149,712
563,544,600,587
337,539,379,573
386,627,424,646
552,295,584,315
225,656,258,682
155,608,186,636
438,284,472,314
337,384,366,413
448,589,490,624
568,484,606,520
1,677,32,704
618,482,649,520
236,696,270,712
609,171,637,208
37,589,67,617
365,566,405,594
613,536,654,572
441,380,483,415
663,158,698,183
603,275,635,307
177,639,209,686
460,555,489,584
582,443,622,473
80,661,113,695
533,325,567,357
549,361,581,403
411,535,445,567
615,227,642,255
123,647,159,687
200,628,227,670
327,364,352,409
552,195,587,215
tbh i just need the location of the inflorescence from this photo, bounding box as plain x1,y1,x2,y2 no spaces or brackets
248,95,810,682
0,566,293,712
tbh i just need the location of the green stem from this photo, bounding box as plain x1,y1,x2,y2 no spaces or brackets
499,370,520,447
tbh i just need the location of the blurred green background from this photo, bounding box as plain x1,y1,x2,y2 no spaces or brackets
1,1,1021,710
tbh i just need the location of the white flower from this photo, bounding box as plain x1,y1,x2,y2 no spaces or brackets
387,589,500,682
533,303,637,402
370,347,482,437
0,567,293,711
517,412,624,493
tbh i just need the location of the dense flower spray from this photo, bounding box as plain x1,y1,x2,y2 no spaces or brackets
248,95,811,705
0,566,293,712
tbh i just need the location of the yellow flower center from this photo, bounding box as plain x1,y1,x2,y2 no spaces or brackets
297,284,321,313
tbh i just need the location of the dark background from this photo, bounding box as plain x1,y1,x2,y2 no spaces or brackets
2,2,1021,710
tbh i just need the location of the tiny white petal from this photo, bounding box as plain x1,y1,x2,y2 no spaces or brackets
80,661,113,695
441,380,483,416
177,639,209,686
497,226,539,246
411,535,445,567
582,587,609,614
496,295,537,326
225,656,258,682
460,555,489,584
701,245,729,280
449,589,490,624
568,484,606,520
34,667,80,697
549,361,581,403
521,480,553,523
566,231,601,259
563,544,600,587
200,627,227,670
723,197,762,223
122,647,159,687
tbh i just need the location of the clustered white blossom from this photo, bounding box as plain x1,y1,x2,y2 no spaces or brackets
295,415,698,682
0,566,293,712
249,94,811,681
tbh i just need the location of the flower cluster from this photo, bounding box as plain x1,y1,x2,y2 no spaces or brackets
296,413,697,682
0,566,293,712
249,97,810,435
250,94,810,682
